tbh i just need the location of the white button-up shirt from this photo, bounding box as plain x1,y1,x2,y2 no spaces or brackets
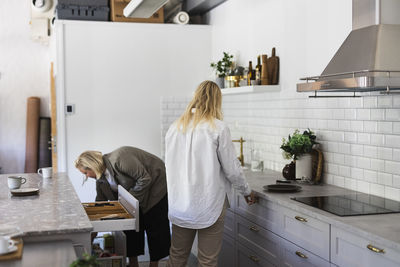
165,119,251,229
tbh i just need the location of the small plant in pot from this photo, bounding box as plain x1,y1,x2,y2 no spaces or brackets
210,52,234,88
280,129,317,180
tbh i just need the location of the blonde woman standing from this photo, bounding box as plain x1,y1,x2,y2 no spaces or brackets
165,80,256,267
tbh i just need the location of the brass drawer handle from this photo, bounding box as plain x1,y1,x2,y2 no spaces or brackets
367,244,385,254
249,225,260,232
295,251,308,259
295,216,308,222
249,255,260,262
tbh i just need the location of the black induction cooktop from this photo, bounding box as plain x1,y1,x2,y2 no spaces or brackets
291,193,400,217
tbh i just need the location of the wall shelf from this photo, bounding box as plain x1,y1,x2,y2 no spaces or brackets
221,85,280,95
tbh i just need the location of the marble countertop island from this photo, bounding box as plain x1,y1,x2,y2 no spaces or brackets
244,169,400,251
0,173,92,237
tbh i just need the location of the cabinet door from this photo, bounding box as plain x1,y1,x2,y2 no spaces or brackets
234,193,282,234
236,215,280,266
236,242,276,267
218,233,236,267
331,226,400,267
280,238,330,267
280,207,330,260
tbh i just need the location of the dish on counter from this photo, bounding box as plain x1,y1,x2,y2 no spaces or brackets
10,188,39,196
0,245,17,256
263,184,302,193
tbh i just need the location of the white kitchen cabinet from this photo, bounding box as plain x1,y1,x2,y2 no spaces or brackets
218,233,236,267
331,226,400,267
280,207,330,261
280,238,330,267
236,242,276,267
234,191,283,235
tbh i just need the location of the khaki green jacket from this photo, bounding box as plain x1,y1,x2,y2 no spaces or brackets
95,146,167,213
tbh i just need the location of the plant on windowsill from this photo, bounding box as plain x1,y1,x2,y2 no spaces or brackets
280,129,318,180
210,52,234,88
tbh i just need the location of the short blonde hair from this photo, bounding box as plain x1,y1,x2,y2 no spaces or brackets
176,80,223,132
74,151,105,179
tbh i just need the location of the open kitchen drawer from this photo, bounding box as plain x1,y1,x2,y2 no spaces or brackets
83,185,139,232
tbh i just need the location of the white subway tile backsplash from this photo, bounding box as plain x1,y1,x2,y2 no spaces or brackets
377,147,393,160
370,134,385,146
363,121,378,133
370,159,385,172
356,109,371,120
351,121,364,132
363,97,378,108
377,121,392,133
385,161,400,175
386,135,400,148
386,109,400,121
344,109,357,120
364,170,378,183
377,96,392,108
344,132,357,143
351,167,364,179
370,109,385,120
370,183,385,196
357,133,370,144
351,144,364,156
363,145,377,158
377,173,392,186
162,93,400,201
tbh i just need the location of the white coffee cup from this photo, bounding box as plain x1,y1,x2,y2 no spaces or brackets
7,176,27,190
38,167,52,178
0,236,15,254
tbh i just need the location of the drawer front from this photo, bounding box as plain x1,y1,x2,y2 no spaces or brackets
219,233,236,267
235,193,282,234
224,209,235,238
331,226,400,267
280,238,331,267
236,242,276,267
236,215,280,266
91,218,136,232
281,207,330,260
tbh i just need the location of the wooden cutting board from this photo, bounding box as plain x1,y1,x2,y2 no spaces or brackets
0,238,23,261
267,47,279,85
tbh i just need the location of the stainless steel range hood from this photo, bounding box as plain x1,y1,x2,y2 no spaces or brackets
297,0,400,93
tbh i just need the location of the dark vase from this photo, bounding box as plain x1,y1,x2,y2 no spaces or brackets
282,161,296,180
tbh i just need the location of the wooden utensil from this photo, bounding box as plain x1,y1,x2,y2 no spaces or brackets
267,47,279,85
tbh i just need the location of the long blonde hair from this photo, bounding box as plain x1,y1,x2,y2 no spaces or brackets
74,151,106,179
176,80,223,132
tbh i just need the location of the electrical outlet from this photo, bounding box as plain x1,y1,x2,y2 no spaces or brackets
65,104,75,115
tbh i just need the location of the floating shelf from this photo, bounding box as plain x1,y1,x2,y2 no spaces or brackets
221,85,281,95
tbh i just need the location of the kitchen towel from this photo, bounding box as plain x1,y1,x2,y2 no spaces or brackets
24,97,40,173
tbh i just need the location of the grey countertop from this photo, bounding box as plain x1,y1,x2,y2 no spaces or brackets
0,173,93,237
244,168,400,251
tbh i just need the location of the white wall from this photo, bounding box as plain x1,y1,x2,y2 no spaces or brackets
0,0,51,174
161,0,400,201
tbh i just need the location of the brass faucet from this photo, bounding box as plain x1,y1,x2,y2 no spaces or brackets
232,137,246,166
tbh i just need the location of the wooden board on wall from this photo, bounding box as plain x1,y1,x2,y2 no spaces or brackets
50,62,57,173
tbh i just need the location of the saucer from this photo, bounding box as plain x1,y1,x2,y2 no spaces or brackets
10,188,39,196
0,245,17,255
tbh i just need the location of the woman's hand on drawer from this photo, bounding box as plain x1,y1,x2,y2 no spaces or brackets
244,191,258,205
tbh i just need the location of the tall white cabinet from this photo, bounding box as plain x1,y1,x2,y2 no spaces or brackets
55,20,211,202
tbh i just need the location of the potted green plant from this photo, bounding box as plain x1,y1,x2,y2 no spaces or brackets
210,52,234,88
70,253,100,267
280,129,317,180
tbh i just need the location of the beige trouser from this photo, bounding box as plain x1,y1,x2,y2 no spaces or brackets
167,200,228,267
